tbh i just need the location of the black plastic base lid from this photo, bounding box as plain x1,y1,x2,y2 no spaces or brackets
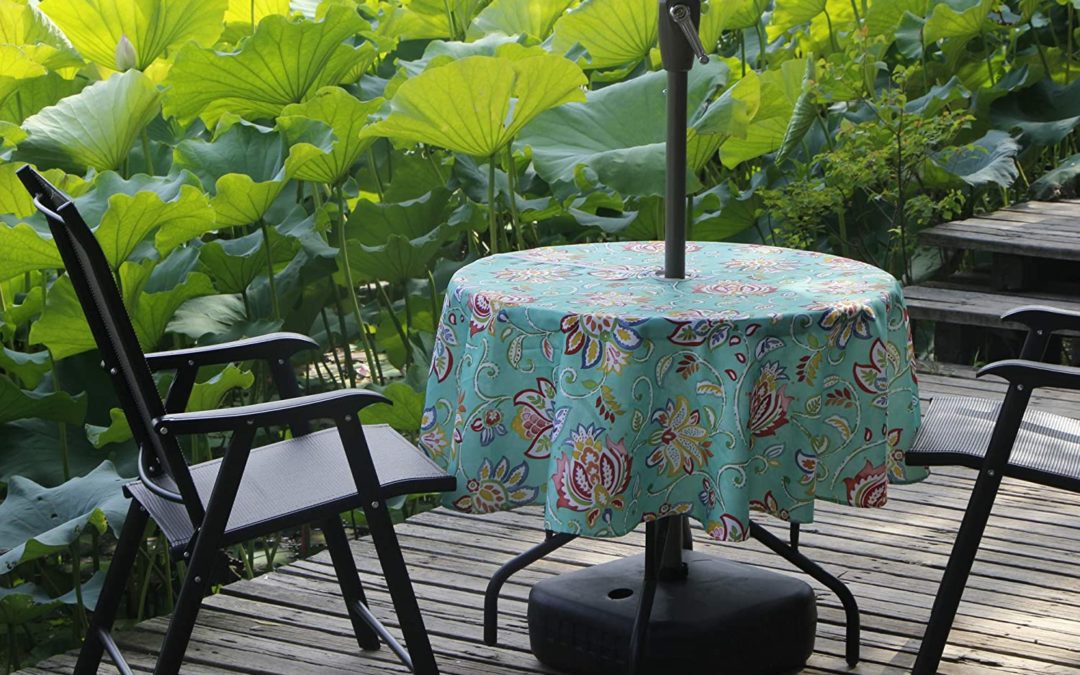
527,551,817,675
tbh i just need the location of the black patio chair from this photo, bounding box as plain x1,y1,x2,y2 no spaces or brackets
907,305,1080,674
17,166,455,675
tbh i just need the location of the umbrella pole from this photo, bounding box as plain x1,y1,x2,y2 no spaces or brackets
664,67,688,280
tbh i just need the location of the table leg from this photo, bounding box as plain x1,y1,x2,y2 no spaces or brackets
484,531,577,646
750,521,861,667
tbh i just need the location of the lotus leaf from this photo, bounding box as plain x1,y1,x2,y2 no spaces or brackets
0,222,63,280
39,0,227,70
342,189,454,283
1030,152,1080,199
927,130,1020,188
164,7,374,125
0,419,117,487
519,60,727,197
31,260,214,360
165,293,246,341
711,0,770,31
719,58,807,168
550,0,656,70
466,0,573,40
991,76,1080,148
362,53,586,158
279,87,385,185
225,0,291,26
17,70,162,173
0,347,50,388
361,381,423,433
0,375,85,425
85,408,132,449
0,462,129,574
768,0,826,37
0,573,106,622
198,226,300,295
0,162,82,219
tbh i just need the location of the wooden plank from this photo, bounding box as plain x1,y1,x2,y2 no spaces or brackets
903,284,1080,331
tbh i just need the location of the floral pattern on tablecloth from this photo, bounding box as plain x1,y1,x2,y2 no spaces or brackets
422,242,924,541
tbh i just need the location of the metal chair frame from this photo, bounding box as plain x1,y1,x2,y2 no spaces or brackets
910,305,1080,674
18,166,452,675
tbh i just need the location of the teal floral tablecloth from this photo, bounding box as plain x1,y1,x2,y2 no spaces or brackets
422,242,924,541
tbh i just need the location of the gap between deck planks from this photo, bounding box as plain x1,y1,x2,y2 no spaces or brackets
26,366,1080,675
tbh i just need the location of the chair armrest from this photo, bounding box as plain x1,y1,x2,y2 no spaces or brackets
155,389,389,435
1001,305,1080,335
145,333,319,371
977,359,1080,391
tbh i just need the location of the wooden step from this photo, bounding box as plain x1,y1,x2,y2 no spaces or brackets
903,282,1080,334
919,201,1080,262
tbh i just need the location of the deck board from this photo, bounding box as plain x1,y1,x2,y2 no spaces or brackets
26,367,1080,674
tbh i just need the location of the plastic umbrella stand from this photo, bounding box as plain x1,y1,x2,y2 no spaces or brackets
522,4,822,674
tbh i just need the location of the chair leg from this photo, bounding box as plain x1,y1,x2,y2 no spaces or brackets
152,529,224,675
913,469,1004,675
363,500,440,675
75,501,148,675
321,515,381,651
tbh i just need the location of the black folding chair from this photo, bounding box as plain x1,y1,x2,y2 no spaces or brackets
18,166,455,675
907,305,1080,674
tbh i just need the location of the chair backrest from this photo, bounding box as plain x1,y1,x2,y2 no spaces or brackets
17,166,204,522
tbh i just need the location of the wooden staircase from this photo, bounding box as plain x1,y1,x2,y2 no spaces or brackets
903,201,1080,364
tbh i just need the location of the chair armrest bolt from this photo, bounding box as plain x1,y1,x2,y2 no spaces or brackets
1037,329,1044,336
246,419,254,426
987,469,996,477
371,501,380,509
278,358,286,365
159,427,169,435
194,576,202,584
109,368,117,376
1016,384,1025,391
187,359,195,367
183,551,189,558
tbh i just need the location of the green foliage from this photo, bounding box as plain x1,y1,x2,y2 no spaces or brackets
1,0,1080,668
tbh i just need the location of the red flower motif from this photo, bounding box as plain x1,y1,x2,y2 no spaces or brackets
747,362,793,437
843,460,888,508
553,425,633,527
511,378,568,459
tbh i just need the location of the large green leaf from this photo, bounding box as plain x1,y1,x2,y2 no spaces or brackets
187,364,254,411
224,0,291,26
550,0,655,70
0,222,63,281
362,53,585,158
926,130,1020,189
710,0,769,31
30,260,215,359
719,58,807,168
1030,152,1080,200
73,171,215,266
0,462,129,574
342,189,454,284
0,347,51,388
0,162,82,219
17,70,162,173
174,122,299,227
923,0,995,66
0,374,85,424
39,0,228,70
361,381,423,433
278,87,384,185
198,226,300,294
0,419,125,487
768,0,826,36
991,77,1080,149
519,60,727,197
0,573,106,623
466,0,572,40
164,7,373,125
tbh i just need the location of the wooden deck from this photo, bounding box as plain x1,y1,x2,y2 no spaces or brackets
24,367,1080,675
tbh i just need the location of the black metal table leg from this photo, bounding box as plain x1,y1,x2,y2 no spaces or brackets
484,531,577,646
750,522,861,667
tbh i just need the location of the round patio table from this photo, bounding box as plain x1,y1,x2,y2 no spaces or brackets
422,241,924,540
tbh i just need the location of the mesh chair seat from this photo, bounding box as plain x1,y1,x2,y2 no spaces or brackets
910,395,1080,491
128,425,454,549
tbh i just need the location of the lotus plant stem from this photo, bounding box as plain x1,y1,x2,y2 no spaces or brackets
51,358,71,480
983,34,996,85
250,0,256,32
1030,20,1051,76
428,270,441,329
504,145,526,250
259,221,281,321
427,148,446,184
1069,7,1074,82
70,544,87,638
849,0,861,24
377,284,411,368
141,129,155,175
822,8,838,52
402,284,413,335
136,542,158,620
334,185,381,385
162,537,174,611
756,22,768,69
367,149,385,200
487,156,499,254
319,308,346,382
7,621,19,673
740,32,747,77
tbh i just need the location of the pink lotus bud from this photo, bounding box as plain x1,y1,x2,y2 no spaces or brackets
115,35,137,71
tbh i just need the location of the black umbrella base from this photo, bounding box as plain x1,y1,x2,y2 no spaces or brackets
527,551,817,675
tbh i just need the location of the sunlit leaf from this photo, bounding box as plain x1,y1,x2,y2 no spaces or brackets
719,58,806,168
186,364,255,411
40,0,228,70
712,0,769,31
164,7,374,125
225,0,291,25
550,0,656,70
0,347,50,389
362,53,586,158
361,381,423,433
278,87,384,185
17,70,162,173
775,59,816,163
198,227,300,294
0,223,63,281
466,0,572,40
